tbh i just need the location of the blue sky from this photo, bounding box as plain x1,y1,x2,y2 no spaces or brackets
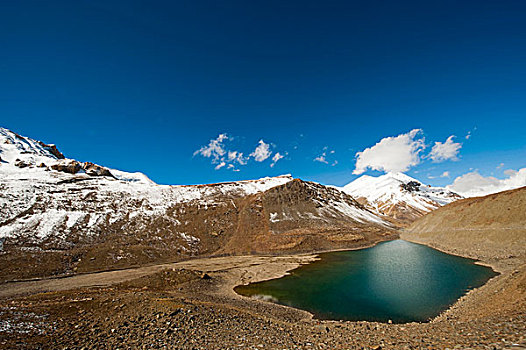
1,0,525,187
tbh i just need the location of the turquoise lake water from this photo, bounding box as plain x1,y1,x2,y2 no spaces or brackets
235,240,497,323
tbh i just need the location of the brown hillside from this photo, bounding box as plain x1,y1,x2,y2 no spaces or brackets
0,179,395,282
402,186,526,271
219,179,395,255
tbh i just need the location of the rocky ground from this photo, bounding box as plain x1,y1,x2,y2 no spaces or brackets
0,251,525,349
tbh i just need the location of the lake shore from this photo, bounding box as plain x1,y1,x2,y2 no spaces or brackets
0,238,525,349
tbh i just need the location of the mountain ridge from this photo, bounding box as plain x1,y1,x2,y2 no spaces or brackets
0,127,395,281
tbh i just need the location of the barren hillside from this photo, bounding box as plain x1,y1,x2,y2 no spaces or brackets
402,186,526,271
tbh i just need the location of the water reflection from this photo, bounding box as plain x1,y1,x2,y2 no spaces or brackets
235,240,497,323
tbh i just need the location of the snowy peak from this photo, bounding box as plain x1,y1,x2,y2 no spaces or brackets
384,172,419,183
343,172,422,203
0,127,65,166
340,172,462,224
0,127,155,184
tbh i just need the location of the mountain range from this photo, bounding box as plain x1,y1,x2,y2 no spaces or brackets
0,127,399,281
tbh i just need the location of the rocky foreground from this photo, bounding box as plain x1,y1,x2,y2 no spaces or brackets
0,251,525,350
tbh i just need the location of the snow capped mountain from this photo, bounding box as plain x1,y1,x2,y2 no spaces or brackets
340,172,462,224
0,127,296,242
0,127,155,184
0,127,64,168
0,127,394,281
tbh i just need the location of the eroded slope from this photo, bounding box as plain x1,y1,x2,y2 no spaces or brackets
402,186,526,270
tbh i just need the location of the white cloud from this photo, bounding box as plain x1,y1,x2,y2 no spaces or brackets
465,127,476,140
270,152,284,168
227,164,240,172
314,153,328,164
227,150,247,165
250,140,272,162
194,134,246,171
314,155,328,164
195,135,285,170
441,171,450,178
429,136,462,162
353,129,425,175
447,168,526,197
314,147,338,166
214,161,226,170
193,133,228,163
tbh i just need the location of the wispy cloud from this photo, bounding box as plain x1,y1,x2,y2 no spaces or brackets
195,135,286,171
227,150,248,165
215,161,226,170
314,147,337,166
429,136,462,162
250,140,272,162
465,127,476,140
193,133,228,163
314,154,328,164
194,134,245,171
270,152,284,168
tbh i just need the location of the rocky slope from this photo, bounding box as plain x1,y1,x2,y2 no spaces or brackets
2,256,524,349
0,127,394,281
340,172,462,225
402,186,526,271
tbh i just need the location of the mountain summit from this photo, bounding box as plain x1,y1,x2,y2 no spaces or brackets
340,172,462,224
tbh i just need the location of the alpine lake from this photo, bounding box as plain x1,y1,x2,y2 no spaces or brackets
235,240,498,323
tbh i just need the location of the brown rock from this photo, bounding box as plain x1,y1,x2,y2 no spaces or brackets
51,160,82,174
82,162,115,178
14,159,31,168
200,273,212,280
37,141,65,159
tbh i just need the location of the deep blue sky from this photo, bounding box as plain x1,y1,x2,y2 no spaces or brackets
1,0,525,186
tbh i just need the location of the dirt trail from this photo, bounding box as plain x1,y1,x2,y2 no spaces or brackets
0,254,317,299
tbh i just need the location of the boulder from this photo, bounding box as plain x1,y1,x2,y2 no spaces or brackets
82,162,115,178
51,159,82,174
14,159,32,168
400,181,421,192
200,273,212,280
50,159,115,178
